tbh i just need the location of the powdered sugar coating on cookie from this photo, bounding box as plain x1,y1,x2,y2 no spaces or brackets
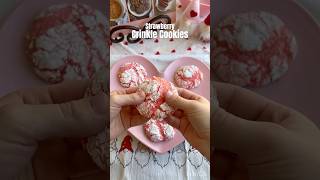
213,11,298,87
137,76,177,119
86,127,107,170
118,62,147,88
143,119,175,142
26,3,108,83
174,65,203,89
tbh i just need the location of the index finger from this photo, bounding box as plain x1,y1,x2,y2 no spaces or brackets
110,87,138,96
0,80,89,105
177,88,207,102
214,82,291,121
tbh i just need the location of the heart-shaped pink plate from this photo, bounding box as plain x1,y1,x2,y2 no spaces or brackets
163,57,210,100
110,55,160,91
128,125,185,154
112,56,209,153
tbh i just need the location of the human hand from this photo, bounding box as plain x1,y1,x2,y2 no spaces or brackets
213,82,320,180
0,80,107,180
165,88,210,159
110,87,146,140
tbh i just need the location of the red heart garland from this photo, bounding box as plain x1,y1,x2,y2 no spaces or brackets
190,10,198,18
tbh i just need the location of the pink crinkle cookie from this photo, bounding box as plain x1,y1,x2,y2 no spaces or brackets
174,65,203,89
117,62,147,88
84,67,108,170
26,3,108,83
137,76,177,119
143,119,175,142
213,11,298,87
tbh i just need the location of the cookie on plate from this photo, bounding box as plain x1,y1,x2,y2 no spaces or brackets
118,62,147,88
26,3,108,83
137,76,177,119
143,118,175,142
174,65,203,89
213,11,298,87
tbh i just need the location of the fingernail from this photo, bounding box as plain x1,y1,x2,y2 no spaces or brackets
90,93,107,115
166,91,173,98
137,90,145,97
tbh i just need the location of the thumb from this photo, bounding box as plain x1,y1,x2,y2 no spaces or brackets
165,92,193,110
111,91,145,107
6,93,108,140
213,106,279,156
166,114,181,129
